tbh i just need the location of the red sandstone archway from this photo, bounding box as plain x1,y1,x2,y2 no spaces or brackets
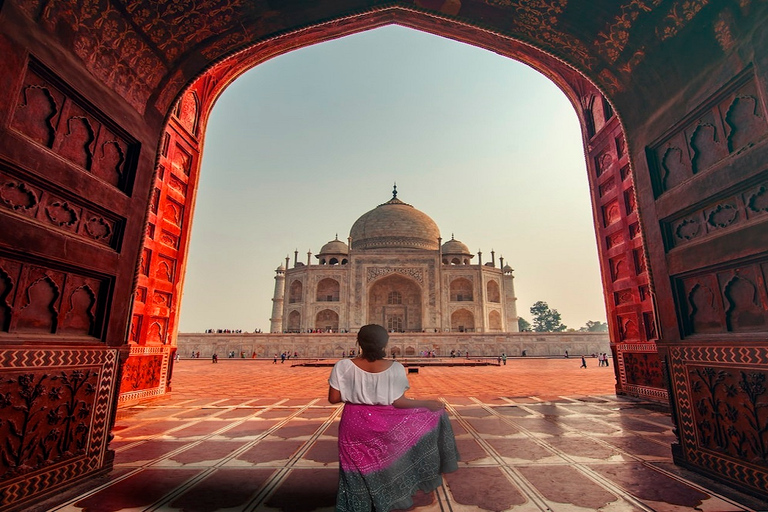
2,2,767,507
125,9,659,407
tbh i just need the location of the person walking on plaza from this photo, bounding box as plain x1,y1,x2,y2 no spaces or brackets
502,353,507,365
328,324,459,511
580,355,587,368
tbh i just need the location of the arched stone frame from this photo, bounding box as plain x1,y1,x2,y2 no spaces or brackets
150,9,657,408
487,280,501,303
367,274,423,332
451,308,475,332
289,280,303,303
316,278,340,302
488,310,502,331
130,7,655,484
315,308,339,332
449,277,473,302
287,310,301,332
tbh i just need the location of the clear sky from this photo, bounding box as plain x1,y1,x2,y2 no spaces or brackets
177,25,607,333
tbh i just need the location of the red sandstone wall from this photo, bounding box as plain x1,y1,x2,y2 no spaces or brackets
119,91,204,405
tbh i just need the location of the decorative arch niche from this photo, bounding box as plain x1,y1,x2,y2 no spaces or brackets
368,274,422,332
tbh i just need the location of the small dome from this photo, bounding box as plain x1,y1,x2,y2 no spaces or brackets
318,236,349,255
503,264,514,273
350,187,439,251
441,236,471,256
276,264,285,271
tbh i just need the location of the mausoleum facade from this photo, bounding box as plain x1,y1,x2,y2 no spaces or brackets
270,187,519,334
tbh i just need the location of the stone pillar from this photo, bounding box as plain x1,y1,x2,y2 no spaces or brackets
502,265,519,332
270,265,286,333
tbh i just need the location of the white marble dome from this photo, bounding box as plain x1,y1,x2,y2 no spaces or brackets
349,192,440,251
318,236,349,255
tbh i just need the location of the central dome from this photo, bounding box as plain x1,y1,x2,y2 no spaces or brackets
350,191,440,251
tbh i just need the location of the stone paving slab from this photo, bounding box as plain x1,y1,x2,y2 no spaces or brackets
49,359,768,512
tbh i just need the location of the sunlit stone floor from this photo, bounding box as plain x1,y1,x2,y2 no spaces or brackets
48,359,768,512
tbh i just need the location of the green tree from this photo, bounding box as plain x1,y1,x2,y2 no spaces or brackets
579,320,608,332
518,317,531,331
530,301,566,332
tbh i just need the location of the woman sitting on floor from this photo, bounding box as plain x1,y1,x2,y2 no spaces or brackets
328,324,459,511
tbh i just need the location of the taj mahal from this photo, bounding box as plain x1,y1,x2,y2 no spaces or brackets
270,186,519,334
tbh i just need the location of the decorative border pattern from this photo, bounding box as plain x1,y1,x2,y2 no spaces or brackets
366,266,424,284
117,344,172,404
622,384,669,401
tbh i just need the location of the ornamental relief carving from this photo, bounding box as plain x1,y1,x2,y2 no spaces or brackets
748,184,768,214
12,63,137,192
650,75,768,196
678,260,768,335
367,267,423,284
355,237,436,250
687,365,768,465
1,180,40,212
84,216,113,241
0,168,121,248
0,367,100,480
45,200,80,229
664,178,768,250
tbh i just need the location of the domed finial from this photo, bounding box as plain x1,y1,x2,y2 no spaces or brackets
451,233,455,240
335,233,338,240
392,182,397,199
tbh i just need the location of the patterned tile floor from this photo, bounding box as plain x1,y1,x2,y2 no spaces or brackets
50,358,768,512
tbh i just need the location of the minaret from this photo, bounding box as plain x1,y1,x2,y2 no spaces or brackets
502,262,519,332
270,264,286,333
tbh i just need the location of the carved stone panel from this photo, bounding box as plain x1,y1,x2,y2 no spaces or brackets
602,199,620,227
664,176,768,250
11,61,137,193
676,258,768,336
669,346,768,493
11,74,64,148
0,348,118,510
621,350,663,388
649,72,768,197
0,256,107,339
118,345,173,404
0,167,122,248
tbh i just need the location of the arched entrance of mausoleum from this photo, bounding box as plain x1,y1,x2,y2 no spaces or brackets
368,274,423,332
1,2,767,508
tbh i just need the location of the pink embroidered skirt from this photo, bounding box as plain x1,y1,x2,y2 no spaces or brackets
336,403,459,511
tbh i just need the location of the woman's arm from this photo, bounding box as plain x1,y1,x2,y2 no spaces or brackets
328,386,342,404
392,394,444,411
